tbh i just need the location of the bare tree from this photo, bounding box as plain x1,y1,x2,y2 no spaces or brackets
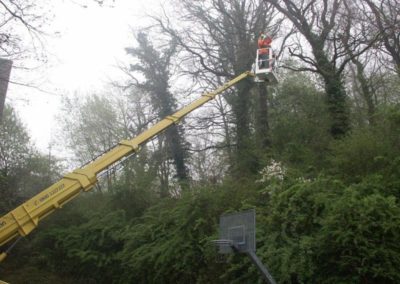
341,0,377,125
265,0,376,137
0,0,49,60
154,0,280,175
362,0,400,77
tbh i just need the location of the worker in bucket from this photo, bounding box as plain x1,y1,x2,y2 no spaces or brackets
258,32,272,69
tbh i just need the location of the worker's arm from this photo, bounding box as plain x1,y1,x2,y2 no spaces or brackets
0,71,253,261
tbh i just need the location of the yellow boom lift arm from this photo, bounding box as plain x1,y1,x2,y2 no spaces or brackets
0,71,254,263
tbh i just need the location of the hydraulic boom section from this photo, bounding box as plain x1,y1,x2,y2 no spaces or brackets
0,71,254,263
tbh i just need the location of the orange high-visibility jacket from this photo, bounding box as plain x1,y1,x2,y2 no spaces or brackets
258,36,272,54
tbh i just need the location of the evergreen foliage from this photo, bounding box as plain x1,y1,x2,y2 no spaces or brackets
3,71,400,283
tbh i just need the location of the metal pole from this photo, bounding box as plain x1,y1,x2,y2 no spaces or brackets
246,250,277,284
0,58,12,122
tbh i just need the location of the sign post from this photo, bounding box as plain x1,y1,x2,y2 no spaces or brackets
0,58,13,122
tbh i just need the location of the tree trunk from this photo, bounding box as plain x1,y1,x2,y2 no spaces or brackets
165,125,189,188
353,59,375,125
233,78,258,175
324,74,349,138
256,84,271,151
0,59,12,122
313,46,349,138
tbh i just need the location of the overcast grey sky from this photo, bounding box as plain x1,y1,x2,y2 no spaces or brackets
7,0,161,153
